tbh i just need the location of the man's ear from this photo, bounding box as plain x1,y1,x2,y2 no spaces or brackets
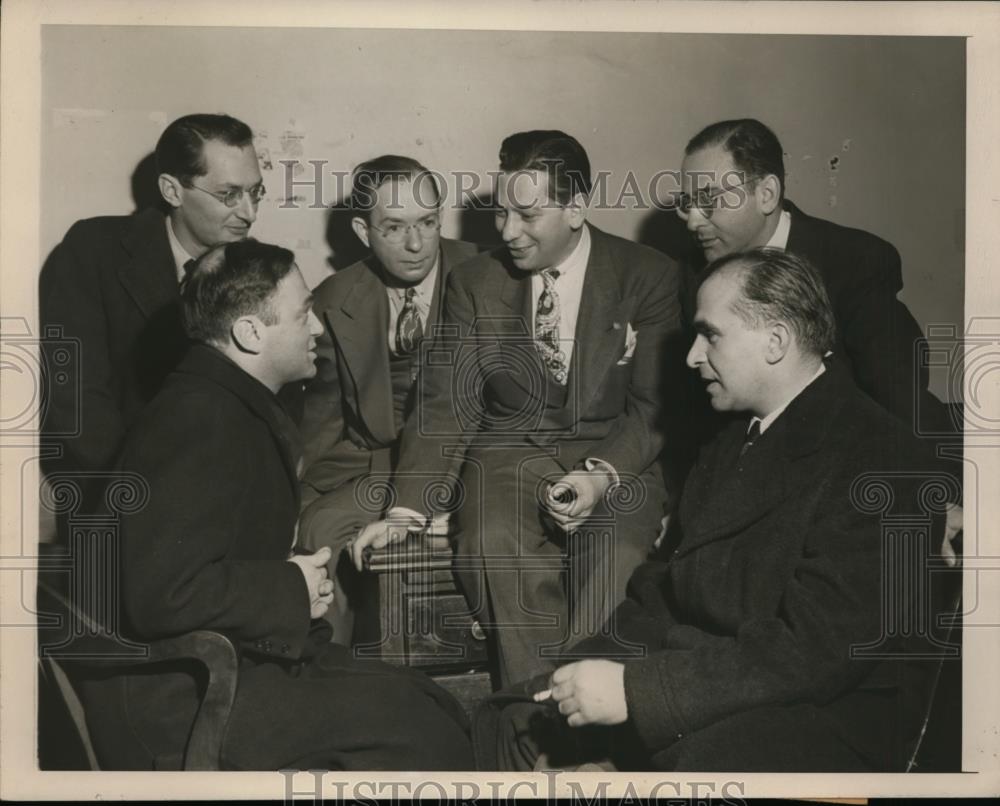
351,216,371,249
231,315,265,355
765,321,792,364
756,174,782,216
565,191,589,231
158,173,184,209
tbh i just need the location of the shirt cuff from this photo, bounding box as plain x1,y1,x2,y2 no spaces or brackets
386,506,429,530
584,457,620,490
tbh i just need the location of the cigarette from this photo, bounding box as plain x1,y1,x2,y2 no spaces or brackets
534,688,553,702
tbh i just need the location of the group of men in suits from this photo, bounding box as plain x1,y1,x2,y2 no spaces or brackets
41,112,958,771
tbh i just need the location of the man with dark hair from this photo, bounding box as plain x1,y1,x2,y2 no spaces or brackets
289,154,478,642
40,112,264,480
79,238,473,770
478,248,946,772
353,131,683,686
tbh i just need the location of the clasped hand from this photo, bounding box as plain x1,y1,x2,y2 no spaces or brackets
287,545,335,618
542,469,611,531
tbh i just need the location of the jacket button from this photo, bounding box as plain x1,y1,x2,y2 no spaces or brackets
280,643,291,653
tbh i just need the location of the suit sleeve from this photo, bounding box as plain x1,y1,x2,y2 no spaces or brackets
40,222,127,472
622,461,929,752
296,311,347,511
588,258,683,476
121,395,312,658
392,268,481,514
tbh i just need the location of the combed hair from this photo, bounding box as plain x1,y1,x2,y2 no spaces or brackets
182,239,296,345
498,130,592,204
350,154,441,219
155,113,254,186
707,247,836,357
685,119,785,199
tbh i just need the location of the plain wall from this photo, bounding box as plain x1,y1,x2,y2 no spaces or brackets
41,27,965,399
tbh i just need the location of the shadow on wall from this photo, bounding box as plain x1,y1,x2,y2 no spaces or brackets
459,193,502,250
637,207,696,265
132,152,167,214
324,202,368,272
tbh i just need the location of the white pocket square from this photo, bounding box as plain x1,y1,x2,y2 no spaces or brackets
617,323,637,365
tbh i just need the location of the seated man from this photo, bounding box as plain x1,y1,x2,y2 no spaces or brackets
353,131,682,687
477,249,946,772
79,239,473,770
293,155,478,642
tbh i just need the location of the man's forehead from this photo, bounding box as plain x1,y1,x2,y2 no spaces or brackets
496,170,549,206
201,139,261,182
371,176,437,216
681,144,737,187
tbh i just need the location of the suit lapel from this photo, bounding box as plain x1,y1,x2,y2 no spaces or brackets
570,226,631,414
677,366,839,556
329,259,396,444
117,209,179,319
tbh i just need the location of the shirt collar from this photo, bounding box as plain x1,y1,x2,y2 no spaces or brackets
166,216,197,283
751,362,826,435
764,209,792,251
549,223,591,277
390,252,440,301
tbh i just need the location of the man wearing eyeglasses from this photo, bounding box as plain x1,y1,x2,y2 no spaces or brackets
290,154,477,643
40,113,264,484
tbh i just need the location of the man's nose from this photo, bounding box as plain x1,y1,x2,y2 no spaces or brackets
308,310,323,337
235,192,258,224
404,224,423,252
686,334,705,369
685,205,708,233
499,213,520,243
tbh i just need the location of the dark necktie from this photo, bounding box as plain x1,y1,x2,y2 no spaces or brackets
535,269,567,385
739,419,761,458
395,287,423,356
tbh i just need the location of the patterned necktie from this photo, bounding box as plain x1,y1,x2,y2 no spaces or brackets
739,419,761,458
395,287,423,356
535,269,567,385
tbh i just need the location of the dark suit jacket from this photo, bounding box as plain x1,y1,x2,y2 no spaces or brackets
296,238,478,499
40,208,187,475
86,344,470,770
613,366,945,769
680,201,955,437
393,224,684,511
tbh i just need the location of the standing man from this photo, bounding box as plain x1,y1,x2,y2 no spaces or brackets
41,113,263,478
353,131,683,686
80,239,473,770
294,155,478,641
479,249,945,772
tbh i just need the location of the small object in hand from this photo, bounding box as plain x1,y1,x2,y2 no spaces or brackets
533,688,553,702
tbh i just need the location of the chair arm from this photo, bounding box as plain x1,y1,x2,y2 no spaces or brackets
147,630,240,770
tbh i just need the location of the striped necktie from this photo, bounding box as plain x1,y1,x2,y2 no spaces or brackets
739,419,761,458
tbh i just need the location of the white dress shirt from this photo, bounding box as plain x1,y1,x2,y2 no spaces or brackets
166,217,197,284
529,224,591,372
764,209,792,251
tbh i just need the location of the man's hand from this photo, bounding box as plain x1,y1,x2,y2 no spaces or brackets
349,513,424,571
942,502,963,568
287,546,335,619
535,660,628,727
542,470,611,531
